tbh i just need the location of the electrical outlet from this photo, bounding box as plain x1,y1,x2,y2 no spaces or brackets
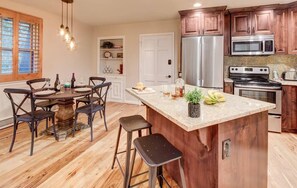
222,139,231,159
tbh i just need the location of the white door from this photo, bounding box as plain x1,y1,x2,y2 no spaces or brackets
139,33,175,86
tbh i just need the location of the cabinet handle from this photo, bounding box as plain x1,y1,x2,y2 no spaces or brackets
252,27,255,34
247,27,250,34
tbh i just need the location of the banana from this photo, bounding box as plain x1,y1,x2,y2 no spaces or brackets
204,90,226,105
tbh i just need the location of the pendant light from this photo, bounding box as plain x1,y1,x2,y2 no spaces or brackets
59,0,76,50
68,2,76,50
64,1,71,43
59,1,65,36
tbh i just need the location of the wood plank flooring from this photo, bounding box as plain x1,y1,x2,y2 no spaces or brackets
0,102,296,188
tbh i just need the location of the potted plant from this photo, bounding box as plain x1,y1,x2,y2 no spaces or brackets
185,88,203,118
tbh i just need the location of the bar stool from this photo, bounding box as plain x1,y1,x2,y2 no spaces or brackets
128,133,187,188
111,115,152,188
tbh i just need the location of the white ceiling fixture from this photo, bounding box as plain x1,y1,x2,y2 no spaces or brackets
193,2,202,8
11,0,295,26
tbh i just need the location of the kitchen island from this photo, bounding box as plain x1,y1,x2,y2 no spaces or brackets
126,85,275,188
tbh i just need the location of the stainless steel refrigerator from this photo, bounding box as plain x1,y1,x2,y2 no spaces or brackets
182,36,224,89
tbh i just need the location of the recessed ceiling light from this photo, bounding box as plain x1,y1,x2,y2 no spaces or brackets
193,2,202,8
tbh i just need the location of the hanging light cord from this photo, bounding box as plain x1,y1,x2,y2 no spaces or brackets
66,1,69,27
61,1,64,25
71,2,74,34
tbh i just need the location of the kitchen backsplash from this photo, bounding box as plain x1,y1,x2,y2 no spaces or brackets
224,55,297,79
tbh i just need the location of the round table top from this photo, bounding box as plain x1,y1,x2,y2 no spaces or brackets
34,88,91,100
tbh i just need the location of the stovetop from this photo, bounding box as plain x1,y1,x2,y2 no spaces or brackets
229,66,282,89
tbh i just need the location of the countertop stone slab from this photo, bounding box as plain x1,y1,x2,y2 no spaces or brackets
276,80,297,86
126,85,275,132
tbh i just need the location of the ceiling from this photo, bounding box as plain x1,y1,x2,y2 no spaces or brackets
11,0,294,26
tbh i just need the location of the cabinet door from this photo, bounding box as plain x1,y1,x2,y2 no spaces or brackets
181,14,201,36
231,12,252,36
110,79,123,101
252,10,274,35
274,9,287,54
201,11,223,35
288,7,297,54
282,85,297,133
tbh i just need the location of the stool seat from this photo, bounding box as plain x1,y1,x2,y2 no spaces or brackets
119,115,152,132
134,133,182,167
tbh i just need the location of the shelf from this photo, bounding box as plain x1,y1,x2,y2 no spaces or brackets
100,58,123,60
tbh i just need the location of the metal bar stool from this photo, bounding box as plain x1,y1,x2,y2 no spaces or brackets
111,115,152,188
128,133,187,188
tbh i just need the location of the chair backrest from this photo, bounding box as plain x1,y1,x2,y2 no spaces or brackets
3,88,35,120
26,78,50,92
90,82,111,109
89,77,106,86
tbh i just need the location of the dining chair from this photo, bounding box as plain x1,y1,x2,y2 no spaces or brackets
75,76,106,109
73,82,111,141
26,78,58,112
3,88,57,156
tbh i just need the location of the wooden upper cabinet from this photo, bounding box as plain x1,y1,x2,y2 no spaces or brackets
288,7,297,54
253,10,274,35
179,6,226,37
181,14,201,36
231,10,273,36
201,11,224,35
274,9,287,54
231,12,252,36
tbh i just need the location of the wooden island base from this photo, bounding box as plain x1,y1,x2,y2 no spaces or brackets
146,107,268,188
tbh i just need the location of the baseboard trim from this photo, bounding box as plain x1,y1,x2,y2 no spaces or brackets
124,100,141,105
0,117,13,129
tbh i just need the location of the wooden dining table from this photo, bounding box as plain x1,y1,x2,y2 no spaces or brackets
35,87,91,141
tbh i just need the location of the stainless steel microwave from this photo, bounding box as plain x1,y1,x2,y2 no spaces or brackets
231,35,274,55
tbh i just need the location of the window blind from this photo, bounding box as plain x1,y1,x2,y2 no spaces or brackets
0,16,13,75
0,7,42,82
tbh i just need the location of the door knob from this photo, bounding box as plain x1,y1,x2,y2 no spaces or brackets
166,75,171,78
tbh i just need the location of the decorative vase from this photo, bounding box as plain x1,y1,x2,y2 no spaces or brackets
188,102,200,118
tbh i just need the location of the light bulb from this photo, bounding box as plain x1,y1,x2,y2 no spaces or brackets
69,37,76,50
59,24,65,36
193,2,202,7
64,27,71,43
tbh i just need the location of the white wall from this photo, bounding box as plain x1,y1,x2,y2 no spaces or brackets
0,0,94,122
92,19,181,102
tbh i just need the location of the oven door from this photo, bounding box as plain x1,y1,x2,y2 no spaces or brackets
234,87,281,114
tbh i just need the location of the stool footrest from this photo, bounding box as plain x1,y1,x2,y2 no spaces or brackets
116,148,135,155
129,179,149,188
131,170,149,178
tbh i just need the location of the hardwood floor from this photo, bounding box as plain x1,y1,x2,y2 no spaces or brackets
0,102,296,188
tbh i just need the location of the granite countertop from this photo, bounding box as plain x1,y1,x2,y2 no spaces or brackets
224,78,233,82
126,85,275,132
276,80,297,86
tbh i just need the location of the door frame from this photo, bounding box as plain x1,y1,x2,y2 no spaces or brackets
139,32,175,84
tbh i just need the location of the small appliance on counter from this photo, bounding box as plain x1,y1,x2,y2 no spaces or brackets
282,68,297,81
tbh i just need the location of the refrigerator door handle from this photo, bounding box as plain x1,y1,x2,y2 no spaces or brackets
199,37,203,86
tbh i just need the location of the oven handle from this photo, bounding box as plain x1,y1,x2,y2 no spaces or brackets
234,87,282,95
234,86,281,92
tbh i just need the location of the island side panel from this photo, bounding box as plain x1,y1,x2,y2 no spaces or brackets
218,111,268,188
146,107,219,188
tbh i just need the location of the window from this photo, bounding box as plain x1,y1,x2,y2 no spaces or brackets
0,8,42,82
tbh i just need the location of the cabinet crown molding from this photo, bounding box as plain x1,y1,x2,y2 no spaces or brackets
179,6,227,16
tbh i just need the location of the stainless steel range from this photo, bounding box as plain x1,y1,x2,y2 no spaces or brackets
229,66,282,133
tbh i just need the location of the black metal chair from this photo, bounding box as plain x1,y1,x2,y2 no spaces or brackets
75,77,106,109
72,82,111,141
3,88,57,156
128,133,187,188
26,78,58,112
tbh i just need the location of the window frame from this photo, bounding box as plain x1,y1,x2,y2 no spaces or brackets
0,7,43,82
